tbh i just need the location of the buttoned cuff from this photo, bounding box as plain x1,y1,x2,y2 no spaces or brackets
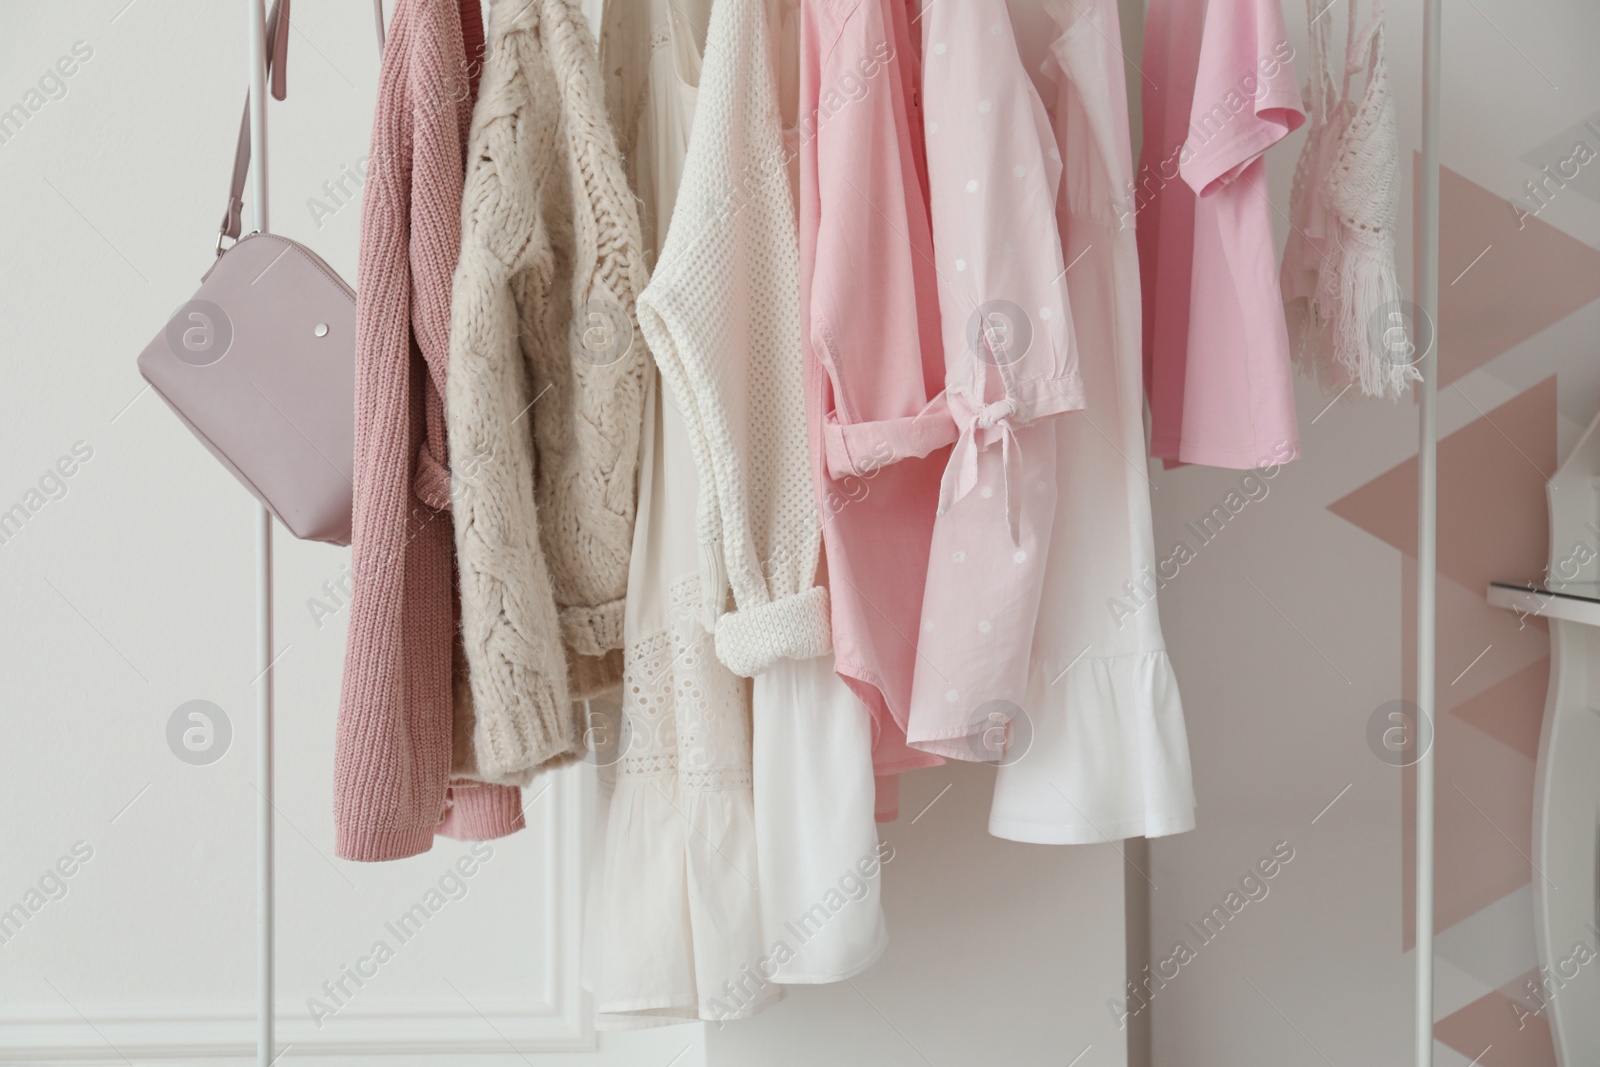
1007,371,1087,425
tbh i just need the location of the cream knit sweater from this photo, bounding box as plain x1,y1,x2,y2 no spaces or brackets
448,0,649,783
634,0,831,679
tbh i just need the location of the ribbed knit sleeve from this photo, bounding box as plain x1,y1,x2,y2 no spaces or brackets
336,0,523,861
447,0,649,782
634,0,831,679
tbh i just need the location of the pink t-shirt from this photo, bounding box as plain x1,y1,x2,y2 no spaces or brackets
1138,0,1305,469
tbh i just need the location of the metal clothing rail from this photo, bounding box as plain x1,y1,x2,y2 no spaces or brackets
232,0,1448,1064
1415,0,1443,1062
243,3,274,1063
242,4,386,1060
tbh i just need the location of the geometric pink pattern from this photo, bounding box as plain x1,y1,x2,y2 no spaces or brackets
1329,379,1556,951
1412,159,1600,388
1451,656,1550,762
1435,983,1557,1067
1328,377,1556,596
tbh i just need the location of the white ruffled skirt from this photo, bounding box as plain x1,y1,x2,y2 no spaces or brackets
989,648,1193,843
584,376,777,1028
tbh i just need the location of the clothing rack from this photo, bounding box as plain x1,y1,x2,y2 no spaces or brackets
243,2,274,1063
231,1,1448,1063
1415,0,1442,1064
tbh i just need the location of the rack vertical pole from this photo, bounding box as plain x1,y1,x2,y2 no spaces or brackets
244,1,275,1062
1416,0,1442,1060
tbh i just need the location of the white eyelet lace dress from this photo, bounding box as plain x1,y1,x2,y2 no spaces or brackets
585,0,778,1027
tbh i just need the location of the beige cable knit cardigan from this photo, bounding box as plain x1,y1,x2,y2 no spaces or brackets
448,0,649,784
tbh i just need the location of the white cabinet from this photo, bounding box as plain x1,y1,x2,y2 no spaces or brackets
1486,405,1600,1067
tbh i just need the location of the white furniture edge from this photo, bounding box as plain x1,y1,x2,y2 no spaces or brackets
1486,579,1600,1067
1486,582,1600,629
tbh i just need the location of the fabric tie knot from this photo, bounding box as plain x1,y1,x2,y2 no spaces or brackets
937,390,1026,547
975,398,1017,430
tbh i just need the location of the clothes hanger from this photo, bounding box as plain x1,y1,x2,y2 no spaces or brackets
373,0,386,55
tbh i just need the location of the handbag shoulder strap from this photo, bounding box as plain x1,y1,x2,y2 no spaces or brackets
219,0,291,253
218,0,390,253
374,0,388,54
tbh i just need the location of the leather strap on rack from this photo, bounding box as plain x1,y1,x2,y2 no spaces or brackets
219,0,291,252
218,0,390,251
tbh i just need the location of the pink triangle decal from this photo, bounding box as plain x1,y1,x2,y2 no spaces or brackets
1332,379,1556,948
1435,985,1557,1067
1412,158,1600,388
1450,656,1549,761
1328,376,1556,593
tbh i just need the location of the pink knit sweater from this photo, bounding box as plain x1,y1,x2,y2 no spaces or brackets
335,0,522,862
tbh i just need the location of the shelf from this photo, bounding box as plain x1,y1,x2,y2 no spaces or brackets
1487,581,1600,628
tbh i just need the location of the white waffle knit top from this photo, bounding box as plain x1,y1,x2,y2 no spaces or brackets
634,0,830,678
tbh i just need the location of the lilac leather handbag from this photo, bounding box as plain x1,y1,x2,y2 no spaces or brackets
138,0,359,545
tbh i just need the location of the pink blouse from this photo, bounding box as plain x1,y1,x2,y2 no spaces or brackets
799,0,945,782
905,0,1084,756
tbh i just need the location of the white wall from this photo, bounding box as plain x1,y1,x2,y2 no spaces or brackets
706,764,1127,1067
0,1,694,1063
0,2,1126,1065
